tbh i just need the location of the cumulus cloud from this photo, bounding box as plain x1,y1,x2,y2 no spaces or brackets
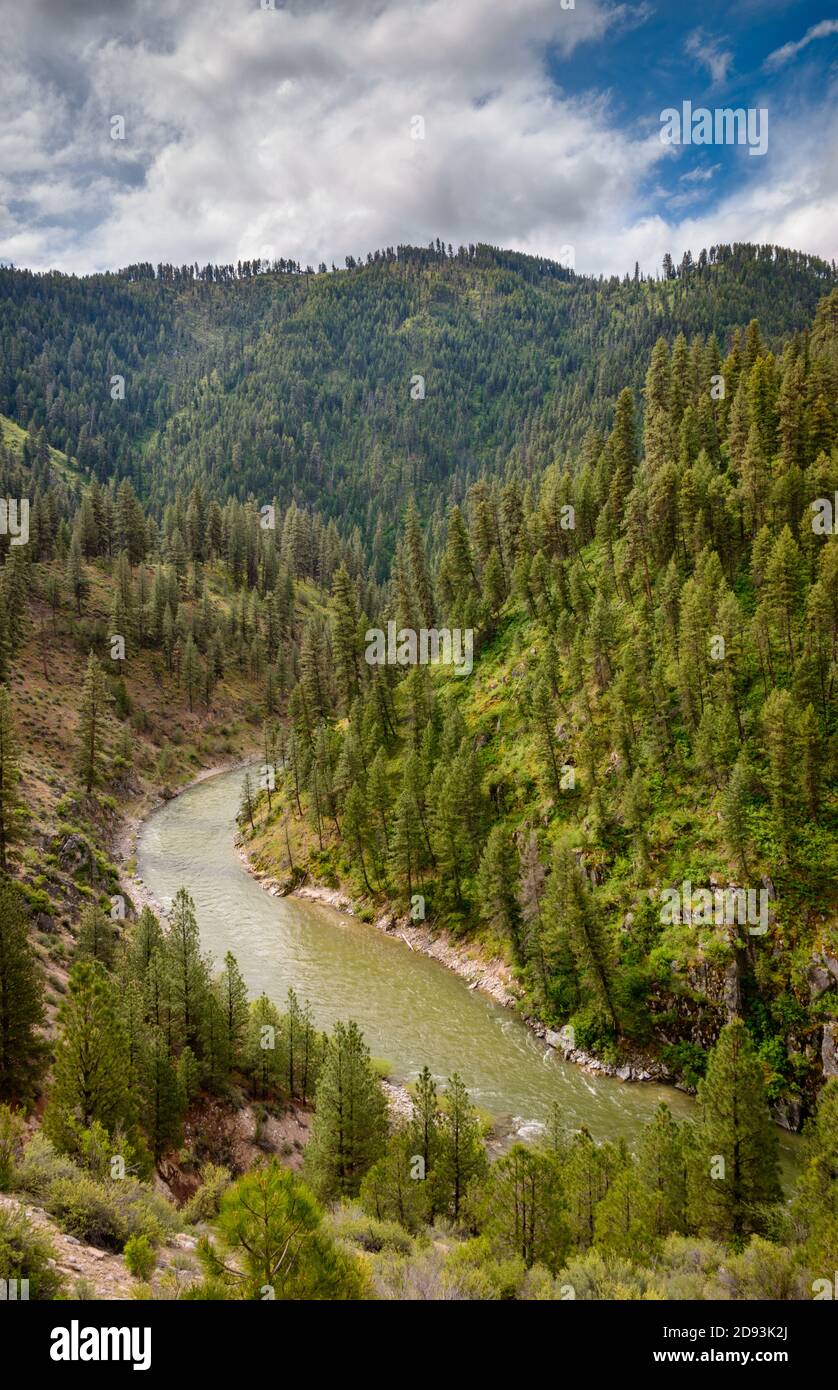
0,0,835,280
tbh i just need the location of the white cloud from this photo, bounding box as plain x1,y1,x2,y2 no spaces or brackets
685,29,733,86
679,163,721,183
0,0,665,275
0,0,834,283
608,90,838,278
765,19,838,72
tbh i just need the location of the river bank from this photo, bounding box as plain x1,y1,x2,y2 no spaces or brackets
115,755,256,919
236,840,676,1088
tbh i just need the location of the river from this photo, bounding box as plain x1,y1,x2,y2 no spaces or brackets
136,765,801,1178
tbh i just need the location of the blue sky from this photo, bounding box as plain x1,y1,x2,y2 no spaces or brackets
0,0,836,277
551,1,838,232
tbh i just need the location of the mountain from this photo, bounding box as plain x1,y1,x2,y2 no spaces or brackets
0,246,836,1305
1,242,834,568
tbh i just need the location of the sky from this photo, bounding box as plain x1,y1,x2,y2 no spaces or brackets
0,0,836,279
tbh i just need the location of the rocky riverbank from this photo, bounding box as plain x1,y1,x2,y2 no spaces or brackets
236,845,675,1087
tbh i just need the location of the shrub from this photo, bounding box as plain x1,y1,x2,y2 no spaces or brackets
46,1174,130,1250
0,1205,64,1299
330,1206,414,1256
14,1134,80,1199
124,1233,157,1281
182,1164,232,1225
46,1174,177,1251
0,1105,26,1191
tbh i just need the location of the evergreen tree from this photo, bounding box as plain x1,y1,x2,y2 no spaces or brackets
76,904,117,968
476,825,523,963
76,651,112,794
200,1160,364,1300
165,888,208,1054
0,879,45,1103
476,1142,568,1270
687,1020,781,1240
0,686,21,872
305,1019,388,1200
437,1072,487,1221
45,961,132,1148
217,952,249,1067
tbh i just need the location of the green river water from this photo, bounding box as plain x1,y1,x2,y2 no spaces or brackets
136,766,800,1179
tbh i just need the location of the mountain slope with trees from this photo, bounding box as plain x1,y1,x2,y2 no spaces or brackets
1,243,835,571
241,285,838,1130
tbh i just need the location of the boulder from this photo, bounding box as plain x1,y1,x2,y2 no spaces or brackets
806,962,834,1000
821,1022,838,1079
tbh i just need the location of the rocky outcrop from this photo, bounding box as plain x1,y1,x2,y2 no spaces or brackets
822,1022,838,1079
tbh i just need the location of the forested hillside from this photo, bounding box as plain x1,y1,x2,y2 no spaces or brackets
1,243,834,570
240,285,838,1130
0,248,836,1302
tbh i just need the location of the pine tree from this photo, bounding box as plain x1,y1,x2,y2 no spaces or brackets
408,1065,441,1202
0,686,21,872
359,1130,427,1232
529,673,564,802
477,1142,568,1270
165,888,208,1054
76,904,117,968
636,1102,687,1238
722,757,753,875
687,1020,781,1239
791,1078,838,1269
238,771,256,832
642,338,672,473
476,825,523,963
305,1019,388,1200
561,1127,614,1250
76,651,112,794
0,879,45,1103
389,785,422,905
546,846,617,1033
65,534,89,616
45,961,131,1147
592,1162,649,1260
761,689,799,852
217,952,249,1067
404,498,435,629
246,994,283,1098
607,388,637,513
181,634,202,712
330,564,362,712
199,1160,362,1300
798,703,822,818
437,1072,487,1221
141,1027,184,1158
342,781,374,893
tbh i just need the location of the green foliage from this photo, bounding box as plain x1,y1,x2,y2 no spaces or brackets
305,1019,388,1201
46,1172,176,1251
0,1103,26,1189
0,1205,64,1299
200,1160,366,1300
124,1233,157,1281
688,1020,782,1240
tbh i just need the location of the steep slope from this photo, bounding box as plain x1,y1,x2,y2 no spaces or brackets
1,244,834,564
